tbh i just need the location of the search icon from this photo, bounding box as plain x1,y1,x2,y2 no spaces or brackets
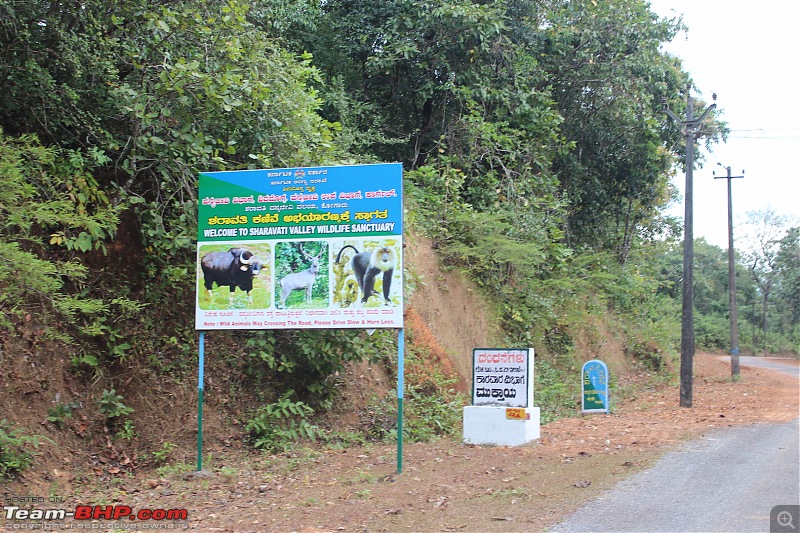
778,511,795,530
773,506,800,532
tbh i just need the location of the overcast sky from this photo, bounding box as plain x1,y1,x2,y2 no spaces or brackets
647,0,800,248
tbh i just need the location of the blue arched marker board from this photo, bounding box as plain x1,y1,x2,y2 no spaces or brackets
581,359,609,414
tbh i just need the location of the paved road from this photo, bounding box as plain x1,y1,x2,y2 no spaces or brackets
731,356,800,379
551,358,800,533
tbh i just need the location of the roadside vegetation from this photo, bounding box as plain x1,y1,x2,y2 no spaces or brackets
0,0,797,480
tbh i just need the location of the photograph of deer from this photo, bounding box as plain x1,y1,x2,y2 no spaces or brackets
275,241,329,309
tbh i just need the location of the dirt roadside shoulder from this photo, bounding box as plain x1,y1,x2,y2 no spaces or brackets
3,352,798,532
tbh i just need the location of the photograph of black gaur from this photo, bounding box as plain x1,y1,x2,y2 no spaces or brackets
274,241,329,309
197,244,271,309
332,239,400,307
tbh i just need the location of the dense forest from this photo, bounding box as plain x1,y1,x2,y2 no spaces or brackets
0,0,798,470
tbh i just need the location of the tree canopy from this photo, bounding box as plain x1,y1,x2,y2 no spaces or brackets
0,0,795,392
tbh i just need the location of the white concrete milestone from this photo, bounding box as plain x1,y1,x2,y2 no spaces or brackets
463,347,541,446
463,406,541,446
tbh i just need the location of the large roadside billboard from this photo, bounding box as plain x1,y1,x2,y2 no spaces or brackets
195,163,403,330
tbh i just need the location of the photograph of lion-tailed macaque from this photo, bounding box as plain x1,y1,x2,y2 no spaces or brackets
332,239,401,307
274,241,329,309
197,244,272,310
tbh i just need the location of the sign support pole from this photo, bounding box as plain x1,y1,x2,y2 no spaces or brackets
197,331,205,471
397,328,405,473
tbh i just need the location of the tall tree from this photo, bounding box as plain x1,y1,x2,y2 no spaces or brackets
740,209,790,354
773,226,800,334
0,0,120,147
1,0,345,260
107,1,344,255
529,0,717,261
307,0,529,166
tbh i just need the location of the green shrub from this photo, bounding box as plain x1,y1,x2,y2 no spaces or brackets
403,386,466,442
535,358,578,424
361,341,467,443
97,389,134,419
246,329,393,409
0,420,50,479
151,442,178,464
47,401,80,429
0,130,120,333
245,392,323,452
695,313,729,351
115,419,138,440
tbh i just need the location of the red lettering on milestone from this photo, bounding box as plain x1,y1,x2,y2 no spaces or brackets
477,351,525,364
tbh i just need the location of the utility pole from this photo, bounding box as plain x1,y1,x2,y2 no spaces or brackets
665,87,716,408
714,164,744,380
